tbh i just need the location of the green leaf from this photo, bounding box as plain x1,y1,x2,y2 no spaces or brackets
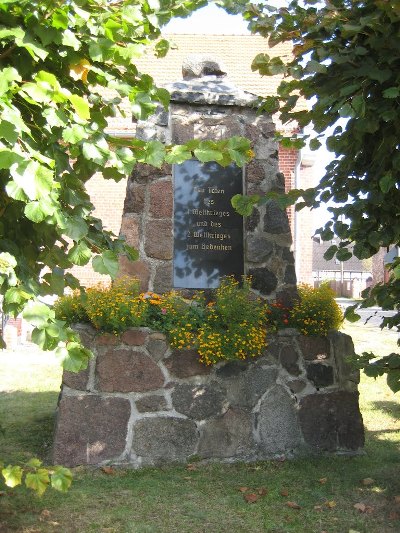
25,469,50,497
344,305,361,323
68,241,92,266
387,368,400,393
383,87,400,99
165,145,192,164
11,161,54,201
336,248,353,262
194,142,223,163
309,138,321,151
2,465,23,488
64,217,88,241
379,173,395,193
61,29,80,50
24,201,47,223
4,287,31,305
323,245,338,260
305,59,327,74
23,302,53,328
92,250,119,279
56,343,91,372
82,141,106,164
51,466,73,492
31,327,46,348
154,38,170,58
62,124,89,144
26,458,42,468
143,140,165,167
231,194,260,216
0,149,24,169
68,94,90,120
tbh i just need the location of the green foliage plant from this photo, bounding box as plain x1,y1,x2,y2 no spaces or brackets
196,276,267,365
290,283,343,337
265,283,343,336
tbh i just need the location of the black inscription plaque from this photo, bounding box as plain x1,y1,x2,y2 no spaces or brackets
173,160,244,289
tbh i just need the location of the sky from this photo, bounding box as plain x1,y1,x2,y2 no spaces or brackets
164,4,334,230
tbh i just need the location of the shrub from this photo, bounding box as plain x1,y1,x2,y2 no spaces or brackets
84,277,146,333
54,292,88,324
196,276,267,365
290,283,343,336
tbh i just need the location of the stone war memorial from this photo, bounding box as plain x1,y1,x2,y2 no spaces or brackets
53,57,364,467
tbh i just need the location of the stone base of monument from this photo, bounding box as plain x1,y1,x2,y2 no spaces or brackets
52,325,364,467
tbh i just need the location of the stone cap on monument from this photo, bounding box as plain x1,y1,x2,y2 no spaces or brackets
166,54,258,107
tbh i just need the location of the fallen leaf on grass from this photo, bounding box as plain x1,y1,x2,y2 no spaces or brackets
280,488,289,497
39,510,51,522
101,466,116,475
244,493,260,503
257,487,268,496
361,477,374,486
325,500,336,509
314,505,322,511
238,486,249,493
319,477,328,484
286,501,301,510
353,502,374,514
186,463,197,471
394,495,400,504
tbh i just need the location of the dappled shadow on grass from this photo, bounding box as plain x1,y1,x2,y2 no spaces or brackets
0,390,60,463
371,400,400,419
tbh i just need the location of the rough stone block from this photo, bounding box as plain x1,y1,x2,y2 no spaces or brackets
149,180,173,218
221,361,278,408
144,220,173,260
121,329,148,346
263,200,290,234
123,183,146,214
328,331,359,386
95,333,118,346
134,163,172,181
258,385,302,454
298,336,330,361
147,332,169,361
96,349,164,392
246,235,274,263
119,215,140,249
299,391,364,451
306,363,334,388
132,417,198,464
198,408,255,458
153,262,173,294
164,349,211,378
135,394,168,413
280,345,301,376
245,209,260,235
172,382,226,420
286,379,306,394
284,264,297,285
62,367,89,391
249,267,278,295
171,120,194,144
117,258,150,292
53,395,130,466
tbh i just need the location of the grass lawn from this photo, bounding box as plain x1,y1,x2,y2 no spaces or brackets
0,324,399,533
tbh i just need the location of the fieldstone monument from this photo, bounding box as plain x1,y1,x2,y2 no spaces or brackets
52,56,365,467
